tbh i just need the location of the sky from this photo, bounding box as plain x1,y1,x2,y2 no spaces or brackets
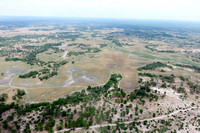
0,0,200,21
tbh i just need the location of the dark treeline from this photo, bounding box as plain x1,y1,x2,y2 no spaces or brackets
175,64,200,73
137,62,172,71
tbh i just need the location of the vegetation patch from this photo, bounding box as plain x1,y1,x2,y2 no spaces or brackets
12,89,26,101
175,64,200,73
137,62,172,71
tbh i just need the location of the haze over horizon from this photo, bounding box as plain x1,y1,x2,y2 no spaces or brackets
0,0,200,21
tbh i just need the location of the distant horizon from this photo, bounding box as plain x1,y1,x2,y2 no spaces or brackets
0,16,200,23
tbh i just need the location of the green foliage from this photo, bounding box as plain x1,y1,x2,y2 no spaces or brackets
187,81,200,94
67,46,101,57
12,96,16,100
0,93,8,102
175,64,200,73
129,84,158,102
112,40,123,47
19,71,38,78
45,118,55,131
0,102,15,115
17,89,25,96
137,62,172,71
159,74,175,83
179,75,187,81
160,69,166,72
56,125,63,130
143,120,148,125
24,123,31,133
103,74,122,89
138,72,157,77
156,126,169,133
5,58,24,62
161,83,167,88
67,51,86,56
2,120,8,129
139,109,143,114
99,44,107,48
177,87,185,93
153,113,156,117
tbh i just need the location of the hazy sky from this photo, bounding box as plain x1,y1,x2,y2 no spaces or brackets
0,0,200,21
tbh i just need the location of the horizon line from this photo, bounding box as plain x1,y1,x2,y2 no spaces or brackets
0,16,200,22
